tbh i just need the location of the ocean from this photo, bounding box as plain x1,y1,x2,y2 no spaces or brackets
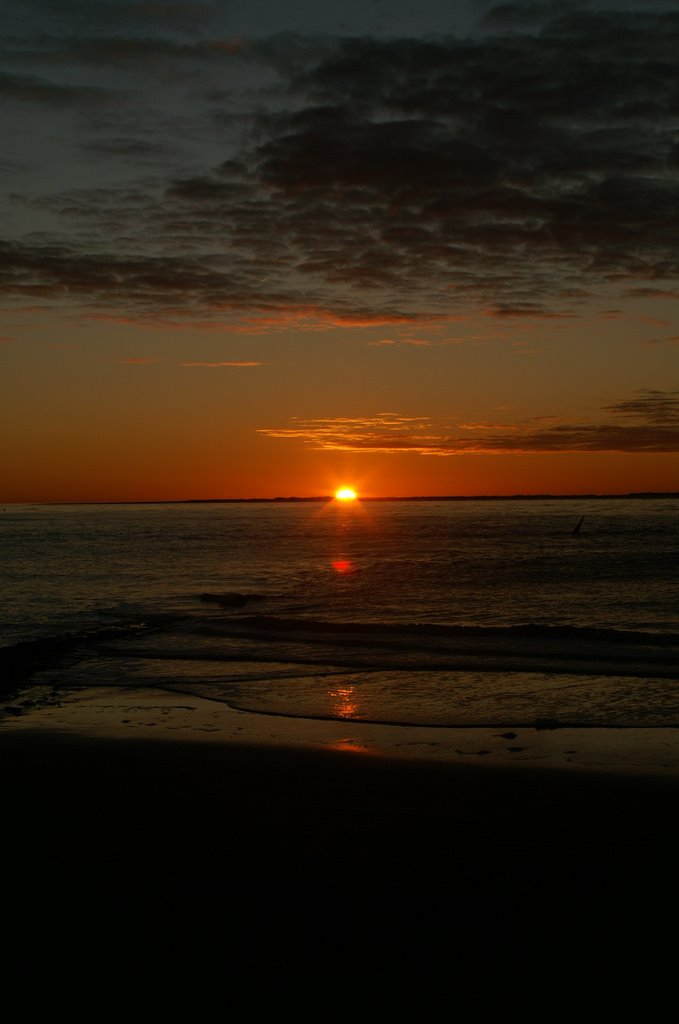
2,497,679,728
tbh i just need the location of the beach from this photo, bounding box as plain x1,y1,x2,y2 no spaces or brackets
4,684,679,919
4,681,679,991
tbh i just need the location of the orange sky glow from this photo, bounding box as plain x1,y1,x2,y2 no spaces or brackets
2,1,679,501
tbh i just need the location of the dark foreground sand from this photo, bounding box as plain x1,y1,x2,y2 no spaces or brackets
3,685,679,907
4,727,678,878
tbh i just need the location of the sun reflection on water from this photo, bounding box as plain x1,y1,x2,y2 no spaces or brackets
332,558,355,573
328,683,360,719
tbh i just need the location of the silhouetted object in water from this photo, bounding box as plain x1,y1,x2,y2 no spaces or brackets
572,516,585,535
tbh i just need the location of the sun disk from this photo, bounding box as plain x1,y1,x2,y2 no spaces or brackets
335,487,358,501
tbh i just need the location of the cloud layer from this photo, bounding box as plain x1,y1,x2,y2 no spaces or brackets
2,2,679,326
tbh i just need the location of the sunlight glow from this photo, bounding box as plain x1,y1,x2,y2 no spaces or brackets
335,487,358,501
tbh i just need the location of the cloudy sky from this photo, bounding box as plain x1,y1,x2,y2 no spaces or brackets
2,0,679,499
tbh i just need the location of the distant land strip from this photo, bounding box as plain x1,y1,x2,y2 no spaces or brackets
186,492,679,503
14,492,679,506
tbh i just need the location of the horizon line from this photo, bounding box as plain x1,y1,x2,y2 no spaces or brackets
5,491,679,506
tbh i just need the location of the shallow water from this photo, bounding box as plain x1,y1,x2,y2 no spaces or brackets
3,498,679,726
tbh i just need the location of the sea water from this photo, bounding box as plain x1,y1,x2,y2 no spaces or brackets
2,498,679,727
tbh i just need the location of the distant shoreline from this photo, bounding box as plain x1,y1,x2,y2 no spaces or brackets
183,491,679,503
5,492,679,506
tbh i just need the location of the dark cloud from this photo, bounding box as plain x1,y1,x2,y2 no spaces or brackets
623,288,679,301
80,137,182,163
0,70,115,107
0,238,436,329
1,1,217,36
482,2,583,31
2,5,679,323
605,389,679,425
0,238,273,311
3,36,251,69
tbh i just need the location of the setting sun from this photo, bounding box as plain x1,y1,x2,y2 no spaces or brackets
335,487,358,501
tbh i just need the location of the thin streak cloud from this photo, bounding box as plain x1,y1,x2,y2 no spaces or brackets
180,360,266,367
258,391,679,456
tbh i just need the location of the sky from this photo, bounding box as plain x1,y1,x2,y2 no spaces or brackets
2,0,679,500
